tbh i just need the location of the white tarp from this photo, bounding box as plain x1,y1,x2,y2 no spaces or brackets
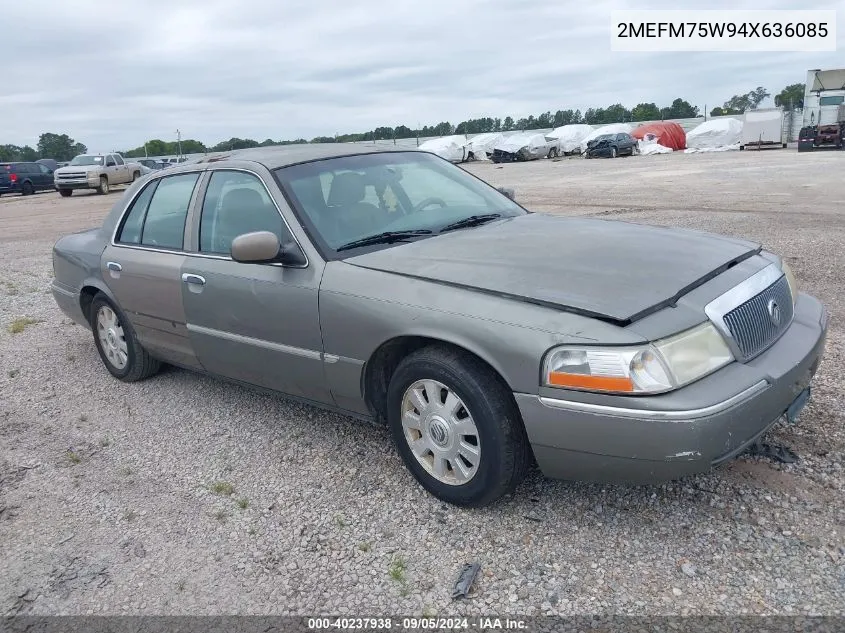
418,135,467,162
545,124,593,153
466,132,503,160
684,118,743,152
495,132,549,154
580,123,634,146
637,135,674,155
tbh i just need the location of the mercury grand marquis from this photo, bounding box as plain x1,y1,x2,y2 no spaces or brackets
51,144,828,506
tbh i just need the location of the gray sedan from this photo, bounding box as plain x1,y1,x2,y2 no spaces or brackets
50,144,828,507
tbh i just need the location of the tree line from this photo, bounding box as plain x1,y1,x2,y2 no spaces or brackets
1,83,807,162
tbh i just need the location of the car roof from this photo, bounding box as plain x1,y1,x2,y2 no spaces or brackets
180,143,416,170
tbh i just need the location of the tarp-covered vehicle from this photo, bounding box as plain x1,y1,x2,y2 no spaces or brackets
545,124,594,155
685,118,743,152
466,133,504,161
631,122,686,152
492,133,558,162
418,135,470,163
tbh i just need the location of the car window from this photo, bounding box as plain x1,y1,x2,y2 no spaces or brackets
199,170,288,255
277,151,524,252
114,155,124,165
117,181,158,244
139,173,200,249
105,156,116,167
38,164,51,175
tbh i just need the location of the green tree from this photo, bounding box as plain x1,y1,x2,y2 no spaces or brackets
664,98,699,119
502,116,514,131
774,83,804,109
631,102,661,121
717,87,770,115
0,144,38,161
37,133,87,161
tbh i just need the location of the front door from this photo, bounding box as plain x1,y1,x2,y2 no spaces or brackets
100,170,205,370
180,168,331,405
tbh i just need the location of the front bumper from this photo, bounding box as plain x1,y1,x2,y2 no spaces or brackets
516,293,828,483
55,180,98,190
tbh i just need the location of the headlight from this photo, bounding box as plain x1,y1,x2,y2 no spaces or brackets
781,260,798,303
543,322,734,395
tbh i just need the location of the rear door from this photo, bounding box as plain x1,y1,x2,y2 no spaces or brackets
113,154,130,183
179,167,331,404
100,170,205,370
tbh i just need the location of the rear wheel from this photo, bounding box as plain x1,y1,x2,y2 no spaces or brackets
610,147,618,158
90,293,161,382
387,345,531,507
547,147,559,159
22,181,34,195
97,176,109,195
59,189,72,197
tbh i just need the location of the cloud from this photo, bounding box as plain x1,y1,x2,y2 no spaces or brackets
2,0,842,151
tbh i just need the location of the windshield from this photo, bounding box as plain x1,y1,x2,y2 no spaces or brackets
274,151,525,253
70,155,104,166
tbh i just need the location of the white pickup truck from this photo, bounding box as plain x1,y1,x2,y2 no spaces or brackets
53,153,142,196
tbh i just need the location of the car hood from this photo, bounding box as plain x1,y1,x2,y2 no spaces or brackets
345,213,761,324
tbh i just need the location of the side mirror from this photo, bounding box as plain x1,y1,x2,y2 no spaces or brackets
497,187,516,201
231,231,306,266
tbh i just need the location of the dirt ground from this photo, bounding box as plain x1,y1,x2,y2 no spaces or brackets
1,149,843,616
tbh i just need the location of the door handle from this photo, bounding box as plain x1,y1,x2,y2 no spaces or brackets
106,261,122,272
181,273,206,285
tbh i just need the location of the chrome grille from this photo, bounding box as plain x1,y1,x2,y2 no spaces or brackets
722,275,793,360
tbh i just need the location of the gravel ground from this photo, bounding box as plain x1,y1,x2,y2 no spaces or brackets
1,150,843,616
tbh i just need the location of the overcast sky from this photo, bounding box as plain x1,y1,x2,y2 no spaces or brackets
2,0,842,152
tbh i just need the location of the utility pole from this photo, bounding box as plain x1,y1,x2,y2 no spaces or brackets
176,129,182,160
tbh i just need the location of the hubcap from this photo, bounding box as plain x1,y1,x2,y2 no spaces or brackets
401,379,481,486
96,306,128,369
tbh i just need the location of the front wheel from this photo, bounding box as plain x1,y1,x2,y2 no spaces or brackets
90,293,161,382
59,189,72,197
22,181,34,195
610,147,618,158
547,147,559,159
97,176,109,195
387,345,531,507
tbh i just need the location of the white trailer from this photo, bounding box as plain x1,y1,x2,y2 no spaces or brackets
740,108,786,150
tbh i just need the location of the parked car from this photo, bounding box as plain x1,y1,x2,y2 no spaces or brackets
492,133,559,162
137,159,165,170
36,158,60,172
585,132,638,158
0,161,56,196
54,153,143,196
50,145,827,507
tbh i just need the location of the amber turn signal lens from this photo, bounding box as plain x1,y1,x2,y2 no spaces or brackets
547,372,634,392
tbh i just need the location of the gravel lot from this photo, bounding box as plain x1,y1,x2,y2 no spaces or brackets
1,150,843,617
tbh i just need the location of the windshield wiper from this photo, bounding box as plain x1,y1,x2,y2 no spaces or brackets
336,229,433,252
439,213,502,233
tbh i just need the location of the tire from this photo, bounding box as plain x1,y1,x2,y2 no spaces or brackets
610,147,617,158
22,181,34,196
387,345,531,507
59,189,72,197
89,293,161,382
97,176,109,195
547,147,559,159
